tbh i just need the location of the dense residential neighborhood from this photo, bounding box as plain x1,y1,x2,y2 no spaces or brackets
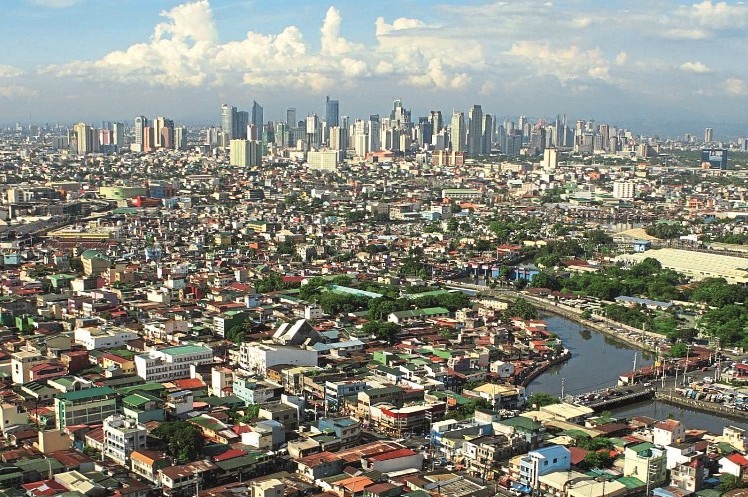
2,103,748,497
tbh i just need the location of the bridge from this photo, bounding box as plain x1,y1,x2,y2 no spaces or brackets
569,384,656,411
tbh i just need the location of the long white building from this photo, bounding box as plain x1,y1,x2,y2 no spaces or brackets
238,343,317,375
74,326,138,350
134,345,213,382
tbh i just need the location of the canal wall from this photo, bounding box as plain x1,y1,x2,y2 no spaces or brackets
655,391,748,421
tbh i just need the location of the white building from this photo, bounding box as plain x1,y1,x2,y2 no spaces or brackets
103,415,147,466
74,326,138,350
134,345,213,382
11,350,45,384
613,181,636,200
307,150,340,171
251,478,284,497
238,343,317,375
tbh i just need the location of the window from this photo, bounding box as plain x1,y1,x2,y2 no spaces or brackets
544,461,548,466
553,458,557,463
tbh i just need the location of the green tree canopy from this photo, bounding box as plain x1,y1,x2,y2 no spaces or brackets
152,421,204,464
528,392,560,408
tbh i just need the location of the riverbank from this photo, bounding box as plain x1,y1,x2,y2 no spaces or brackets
518,349,571,388
655,391,748,422
503,291,659,355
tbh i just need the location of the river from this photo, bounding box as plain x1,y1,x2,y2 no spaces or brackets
528,314,748,433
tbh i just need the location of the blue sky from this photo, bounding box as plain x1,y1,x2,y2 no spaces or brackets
1,0,748,136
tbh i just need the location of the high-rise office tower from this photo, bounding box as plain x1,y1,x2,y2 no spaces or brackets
390,99,410,127
142,126,154,152
429,111,443,142
112,122,125,150
306,114,320,149
450,112,465,152
153,117,165,148
353,119,368,157
482,114,493,155
133,115,147,152
221,104,237,143
286,108,297,126
235,111,249,139
329,126,347,152
73,122,93,155
704,127,713,143
175,126,187,150
230,139,250,166
367,115,381,152
325,96,339,128
251,101,263,128
160,126,174,149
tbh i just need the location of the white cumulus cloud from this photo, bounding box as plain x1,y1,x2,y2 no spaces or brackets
506,41,612,84
0,65,24,78
680,61,713,74
724,77,746,95
320,7,361,56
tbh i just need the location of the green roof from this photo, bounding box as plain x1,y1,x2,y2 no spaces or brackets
16,458,64,473
189,415,226,432
55,386,116,402
627,442,655,455
390,307,450,319
160,345,212,357
116,382,165,397
500,416,542,431
616,477,645,489
406,289,451,300
122,393,160,408
214,453,271,471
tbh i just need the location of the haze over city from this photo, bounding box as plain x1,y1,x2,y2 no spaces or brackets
2,0,748,135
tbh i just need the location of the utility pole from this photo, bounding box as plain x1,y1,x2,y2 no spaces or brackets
632,353,637,384
560,378,565,399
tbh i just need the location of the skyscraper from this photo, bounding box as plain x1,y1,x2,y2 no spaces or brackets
235,111,249,139
73,122,93,155
467,105,483,156
112,122,125,150
286,108,296,126
153,117,166,148
325,96,339,128
221,104,237,144
251,101,263,128
133,115,147,153
306,114,320,149
704,127,713,143
175,126,187,150
329,126,346,152
429,111,443,142
367,114,381,152
450,112,465,152
482,114,493,155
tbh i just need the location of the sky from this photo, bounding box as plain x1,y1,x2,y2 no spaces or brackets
1,0,748,136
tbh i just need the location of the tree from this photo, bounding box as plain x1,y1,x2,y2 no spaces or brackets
529,393,559,408
645,223,687,240
504,298,538,320
531,272,562,291
669,342,689,357
69,258,83,273
362,320,402,344
577,437,613,451
152,421,204,464
581,451,613,469
720,474,746,492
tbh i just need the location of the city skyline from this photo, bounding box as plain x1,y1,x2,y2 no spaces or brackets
1,0,748,135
